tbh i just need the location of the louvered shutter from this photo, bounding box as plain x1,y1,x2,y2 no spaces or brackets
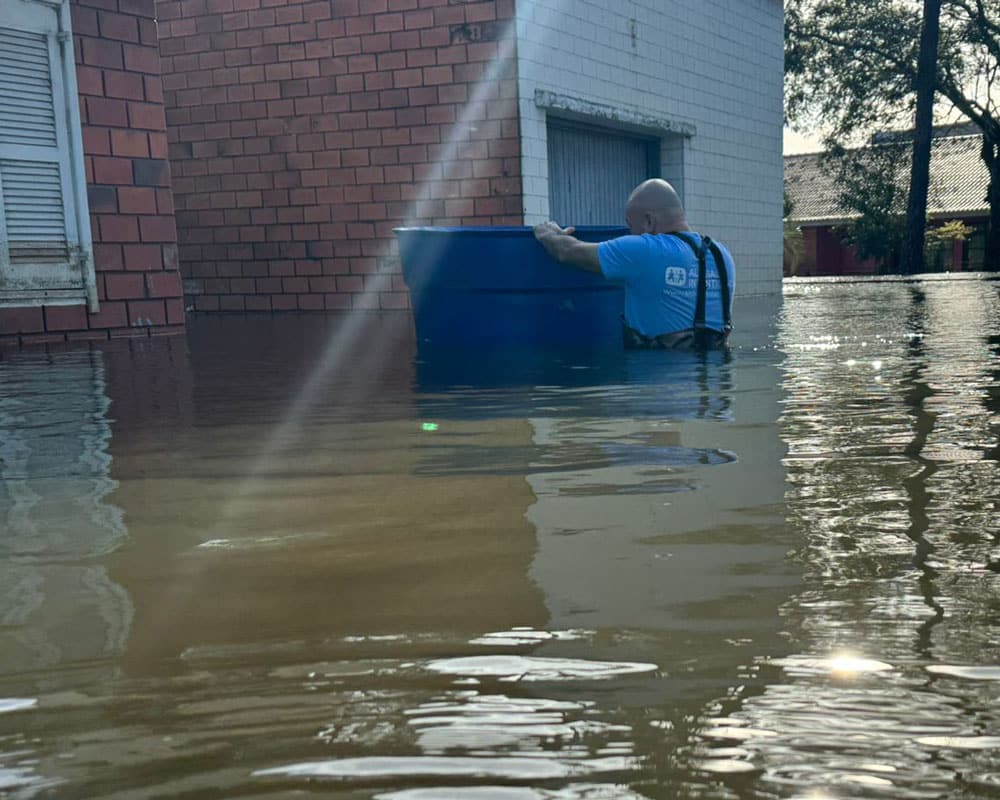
0,0,91,307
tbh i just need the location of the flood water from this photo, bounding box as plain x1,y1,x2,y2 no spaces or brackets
0,275,998,799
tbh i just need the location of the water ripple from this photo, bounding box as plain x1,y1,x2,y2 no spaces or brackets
374,786,650,800
425,656,658,682
254,755,639,781
926,665,1000,681
0,699,36,715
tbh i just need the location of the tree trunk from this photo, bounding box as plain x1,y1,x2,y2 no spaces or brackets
900,0,942,275
984,133,1000,270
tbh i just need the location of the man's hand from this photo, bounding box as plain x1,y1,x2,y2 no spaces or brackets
532,221,602,274
533,221,576,241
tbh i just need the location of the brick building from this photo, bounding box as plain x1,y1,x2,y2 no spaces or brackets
158,0,784,313
0,0,784,342
0,0,185,347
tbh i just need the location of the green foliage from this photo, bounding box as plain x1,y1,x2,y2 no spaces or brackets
785,0,923,141
822,140,909,268
783,220,804,275
925,219,975,244
924,219,975,270
785,0,1000,265
785,0,1000,137
783,190,803,274
924,219,975,269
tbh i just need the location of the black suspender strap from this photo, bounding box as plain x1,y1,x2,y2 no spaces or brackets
706,238,733,334
671,232,708,330
670,232,732,334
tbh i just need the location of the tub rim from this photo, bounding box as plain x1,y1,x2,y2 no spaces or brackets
393,225,629,237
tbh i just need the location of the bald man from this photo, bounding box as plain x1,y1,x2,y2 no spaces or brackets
533,179,734,349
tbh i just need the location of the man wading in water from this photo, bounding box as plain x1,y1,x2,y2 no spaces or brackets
533,179,734,350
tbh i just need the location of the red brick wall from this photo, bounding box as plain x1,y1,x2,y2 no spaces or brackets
157,0,522,313
0,0,185,347
815,227,878,276
796,227,818,276
795,227,878,277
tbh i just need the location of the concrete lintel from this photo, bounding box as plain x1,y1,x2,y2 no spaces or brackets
534,90,696,138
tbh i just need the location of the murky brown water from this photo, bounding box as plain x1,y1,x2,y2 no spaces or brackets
1,276,998,799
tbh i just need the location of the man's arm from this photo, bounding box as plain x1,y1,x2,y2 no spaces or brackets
533,222,602,274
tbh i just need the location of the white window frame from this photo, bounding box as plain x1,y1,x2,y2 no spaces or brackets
0,0,97,311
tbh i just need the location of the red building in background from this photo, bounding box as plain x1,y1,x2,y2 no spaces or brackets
784,128,990,276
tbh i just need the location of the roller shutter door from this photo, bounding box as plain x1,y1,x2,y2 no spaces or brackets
547,120,659,226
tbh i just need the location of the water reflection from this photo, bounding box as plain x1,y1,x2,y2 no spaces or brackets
0,349,130,675
899,286,945,657
107,315,547,662
524,344,793,661
0,279,997,798
697,277,1000,797
0,347,137,797
415,345,734,422
400,299,800,799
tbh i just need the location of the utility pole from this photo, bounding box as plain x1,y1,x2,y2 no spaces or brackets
900,0,942,275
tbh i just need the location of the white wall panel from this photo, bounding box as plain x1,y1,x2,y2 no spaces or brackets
516,0,784,294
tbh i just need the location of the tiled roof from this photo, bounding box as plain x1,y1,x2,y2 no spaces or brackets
785,134,989,225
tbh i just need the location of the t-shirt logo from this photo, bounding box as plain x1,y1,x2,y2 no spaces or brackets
665,266,687,287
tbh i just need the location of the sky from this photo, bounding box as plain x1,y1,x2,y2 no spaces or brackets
783,126,825,155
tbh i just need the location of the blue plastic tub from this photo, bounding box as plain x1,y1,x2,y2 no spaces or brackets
394,226,628,346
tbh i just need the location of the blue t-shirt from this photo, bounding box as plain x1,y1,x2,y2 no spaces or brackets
597,233,735,338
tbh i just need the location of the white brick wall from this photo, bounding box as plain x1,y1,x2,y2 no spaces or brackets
515,0,784,295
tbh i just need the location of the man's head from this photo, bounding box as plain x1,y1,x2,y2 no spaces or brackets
624,179,687,235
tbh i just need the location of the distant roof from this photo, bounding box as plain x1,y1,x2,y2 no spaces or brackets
870,120,980,145
785,134,989,225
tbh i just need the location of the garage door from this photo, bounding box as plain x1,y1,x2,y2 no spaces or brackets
547,120,659,226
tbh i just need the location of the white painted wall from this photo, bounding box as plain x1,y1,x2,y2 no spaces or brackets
515,0,785,295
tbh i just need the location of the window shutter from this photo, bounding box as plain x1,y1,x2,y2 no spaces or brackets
0,1,92,308
0,27,59,148
1,160,69,264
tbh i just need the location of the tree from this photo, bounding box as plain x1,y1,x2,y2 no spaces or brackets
925,219,975,269
786,0,1000,269
824,140,909,270
899,0,942,275
783,191,804,275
